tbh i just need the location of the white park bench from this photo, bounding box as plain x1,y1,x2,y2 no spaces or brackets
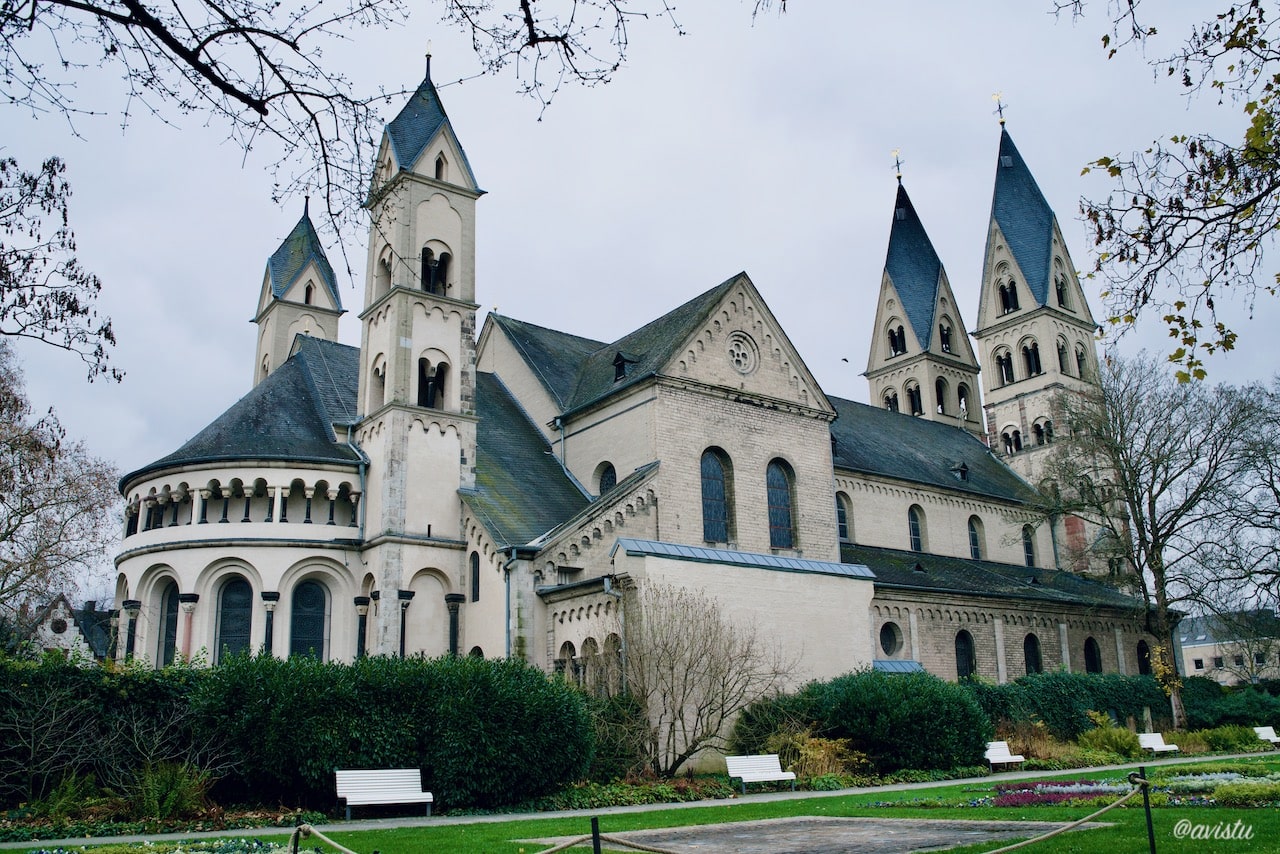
984,741,1025,769
725,754,797,795
335,768,433,820
1138,732,1180,753
1255,726,1280,747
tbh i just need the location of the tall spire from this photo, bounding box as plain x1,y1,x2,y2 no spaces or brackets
989,128,1056,307
884,182,943,350
267,206,340,309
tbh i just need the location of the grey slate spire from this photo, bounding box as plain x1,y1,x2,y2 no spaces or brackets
884,182,944,350
989,128,1056,307
266,207,341,310
384,62,477,183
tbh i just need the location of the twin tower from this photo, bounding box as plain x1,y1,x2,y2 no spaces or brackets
865,128,1102,483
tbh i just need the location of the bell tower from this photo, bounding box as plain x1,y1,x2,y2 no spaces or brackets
865,179,983,435
356,57,483,655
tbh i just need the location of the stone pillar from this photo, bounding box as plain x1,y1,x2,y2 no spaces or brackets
908,609,920,661
1059,623,1072,673
397,590,415,657
261,592,280,654
218,488,232,523
445,593,466,656
264,486,276,522
1114,626,1127,674
178,593,199,661
994,616,1007,684
326,489,337,525
197,489,211,524
122,599,141,660
303,488,315,524
354,596,371,659
348,491,361,527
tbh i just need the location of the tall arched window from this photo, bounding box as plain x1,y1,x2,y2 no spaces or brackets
955,630,977,679
597,462,617,494
906,383,923,416
908,505,925,552
158,580,179,667
1022,341,1042,376
700,449,734,543
1022,525,1036,567
469,551,481,603
836,493,852,543
303,283,314,305
1024,633,1043,674
1075,345,1088,380
1136,640,1153,675
934,378,948,415
1057,339,1070,373
939,323,953,353
967,516,985,560
434,153,447,181
995,350,1015,385
884,391,899,412
215,576,252,664
1084,637,1104,673
766,459,796,549
957,384,970,417
290,579,327,659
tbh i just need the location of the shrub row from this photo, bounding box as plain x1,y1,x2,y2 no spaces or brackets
962,672,1169,740
1181,676,1280,730
0,654,592,811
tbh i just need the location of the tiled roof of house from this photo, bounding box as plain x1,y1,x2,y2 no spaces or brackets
121,337,361,487
884,182,944,350
266,208,341,309
829,396,1036,504
467,372,590,547
843,542,1145,611
990,128,1056,307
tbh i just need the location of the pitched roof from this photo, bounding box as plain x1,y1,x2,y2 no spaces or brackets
884,182,944,349
266,208,341,310
488,315,606,409
1178,610,1280,646
613,537,875,580
385,68,477,184
829,396,1036,504
122,337,361,487
990,128,1056,307
842,542,1146,611
467,372,590,547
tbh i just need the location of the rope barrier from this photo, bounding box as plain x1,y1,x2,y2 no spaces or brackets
287,823,361,854
980,771,1151,854
535,831,682,854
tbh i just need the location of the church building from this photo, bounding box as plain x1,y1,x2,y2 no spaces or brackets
113,69,1156,687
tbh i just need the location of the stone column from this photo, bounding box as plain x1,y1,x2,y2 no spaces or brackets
994,616,1007,684
178,593,199,661
397,590,415,657
1059,623,1072,673
261,592,280,654
197,489,211,524
348,491,361,527
907,609,920,661
264,486,276,522
445,593,466,656
354,596,371,659
1113,626,1128,674
303,488,315,524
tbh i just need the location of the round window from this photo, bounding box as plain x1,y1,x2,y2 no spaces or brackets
727,332,758,375
50,618,68,635
879,621,903,656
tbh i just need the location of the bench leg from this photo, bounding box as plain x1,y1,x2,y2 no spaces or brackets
740,781,746,796
790,780,796,792
345,805,351,821
425,803,431,817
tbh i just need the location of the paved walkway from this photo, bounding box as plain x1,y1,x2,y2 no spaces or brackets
0,752,1262,852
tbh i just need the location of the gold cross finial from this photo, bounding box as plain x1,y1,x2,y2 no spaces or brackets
891,148,904,182
992,92,1007,126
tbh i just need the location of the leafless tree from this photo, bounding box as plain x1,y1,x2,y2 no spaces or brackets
1037,353,1279,726
0,343,118,619
619,582,789,776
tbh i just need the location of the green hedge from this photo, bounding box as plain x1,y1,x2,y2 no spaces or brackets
1181,676,1280,730
0,654,592,811
962,672,1168,740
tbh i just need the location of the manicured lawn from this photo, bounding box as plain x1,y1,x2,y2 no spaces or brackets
13,758,1280,854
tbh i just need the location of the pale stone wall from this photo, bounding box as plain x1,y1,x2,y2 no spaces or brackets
559,390,657,494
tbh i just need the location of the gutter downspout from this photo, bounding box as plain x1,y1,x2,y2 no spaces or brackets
346,424,369,540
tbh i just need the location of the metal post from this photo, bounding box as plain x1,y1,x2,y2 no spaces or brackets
591,816,602,854
1139,766,1156,854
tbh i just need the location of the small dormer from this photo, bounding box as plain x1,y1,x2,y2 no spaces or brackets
612,352,639,382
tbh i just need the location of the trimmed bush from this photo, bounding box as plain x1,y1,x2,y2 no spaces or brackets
814,670,991,773
962,672,1167,740
727,690,818,757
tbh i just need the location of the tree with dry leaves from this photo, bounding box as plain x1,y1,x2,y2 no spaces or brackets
619,582,789,776
0,343,118,620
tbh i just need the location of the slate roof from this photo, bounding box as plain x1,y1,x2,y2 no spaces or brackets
1178,610,1280,647
990,128,1056,307
490,274,746,417
842,542,1146,611
612,538,875,580
266,208,341,309
467,372,590,547
884,183,944,350
385,68,478,185
121,337,361,487
829,396,1036,504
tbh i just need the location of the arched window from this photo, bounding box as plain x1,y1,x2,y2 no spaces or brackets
215,576,252,664
908,505,925,552
957,384,970,417
289,579,328,659
934,378,948,415
955,630,977,679
967,516,985,560
1075,345,1089,380
374,254,392,298
836,493,852,543
1136,640,1153,675
1033,423,1045,446
1022,525,1036,567
1055,274,1071,309
939,323,953,353
884,391,899,412
597,462,617,494
995,350,1015,385
700,448,734,543
906,383,923,416
1057,339,1070,373
469,646,484,658
1002,429,1023,455
1024,633,1043,674
1084,637,1104,673
470,551,481,603
303,283,314,305
418,359,448,409
434,153,447,181
158,580,179,667
1022,341,1042,376
766,459,796,549
999,280,1021,313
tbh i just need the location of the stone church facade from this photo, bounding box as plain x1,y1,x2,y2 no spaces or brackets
113,70,1156,687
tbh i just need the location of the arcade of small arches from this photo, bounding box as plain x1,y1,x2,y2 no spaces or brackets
124,476,360,537
882,378,973,417
1000,416,1055,455
554,632,623,692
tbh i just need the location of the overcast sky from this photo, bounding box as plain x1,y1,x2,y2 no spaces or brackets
8,2,1274,490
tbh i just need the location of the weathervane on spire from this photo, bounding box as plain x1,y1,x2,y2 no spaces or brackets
992,92,1007,126
891,148,904,183
426,40,433,79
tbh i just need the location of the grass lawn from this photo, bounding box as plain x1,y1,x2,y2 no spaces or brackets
12,758,1280,854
